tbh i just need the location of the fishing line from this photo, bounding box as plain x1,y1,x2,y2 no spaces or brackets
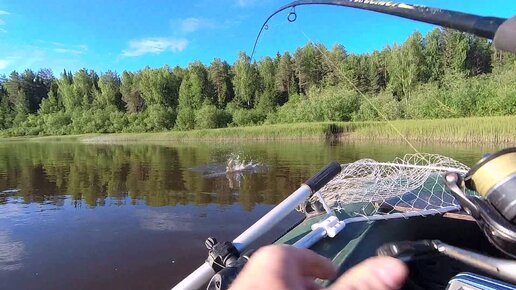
291,20,422,154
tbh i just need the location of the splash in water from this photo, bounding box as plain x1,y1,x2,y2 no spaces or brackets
225,154,260,173
190,154,264,180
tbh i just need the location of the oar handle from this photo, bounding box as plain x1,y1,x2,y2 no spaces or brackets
171,161,341,290
304,161,341,193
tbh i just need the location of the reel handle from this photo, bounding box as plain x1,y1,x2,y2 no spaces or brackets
444,172,480,218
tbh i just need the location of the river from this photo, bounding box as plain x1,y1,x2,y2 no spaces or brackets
0,141,504,290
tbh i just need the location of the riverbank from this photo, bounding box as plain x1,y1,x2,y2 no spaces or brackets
1,116,515,144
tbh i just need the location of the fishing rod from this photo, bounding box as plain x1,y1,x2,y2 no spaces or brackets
251,0,516,59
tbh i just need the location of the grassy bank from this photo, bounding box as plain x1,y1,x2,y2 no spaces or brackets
2,116,515,144
78,116,516,144
349,115,516,144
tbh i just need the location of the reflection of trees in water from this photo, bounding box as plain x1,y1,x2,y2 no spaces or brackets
0,143,313,208
0,141,458,209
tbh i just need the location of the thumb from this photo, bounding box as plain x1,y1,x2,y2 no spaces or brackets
327,257,408,290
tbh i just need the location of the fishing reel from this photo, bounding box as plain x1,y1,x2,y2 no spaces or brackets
444,147,516,258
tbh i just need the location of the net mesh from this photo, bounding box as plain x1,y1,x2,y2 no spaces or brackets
309,153,470,218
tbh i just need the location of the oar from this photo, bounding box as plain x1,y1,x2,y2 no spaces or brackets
172,161,342,290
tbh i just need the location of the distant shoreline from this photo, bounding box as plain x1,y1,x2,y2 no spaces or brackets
1,116,515,145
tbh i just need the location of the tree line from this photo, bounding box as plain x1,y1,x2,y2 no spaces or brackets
0,28,515,136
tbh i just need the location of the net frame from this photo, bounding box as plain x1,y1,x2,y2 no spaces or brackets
307,153,469,221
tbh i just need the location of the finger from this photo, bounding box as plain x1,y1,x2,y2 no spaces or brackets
328,257,408,290
286,246,337,279
302,277,323,290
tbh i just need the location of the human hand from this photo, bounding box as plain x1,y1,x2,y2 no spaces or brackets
230,245,408,290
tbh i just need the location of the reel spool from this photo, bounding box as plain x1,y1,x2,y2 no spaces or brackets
445,147,516,258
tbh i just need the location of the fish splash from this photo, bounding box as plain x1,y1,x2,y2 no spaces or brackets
225,154,260,173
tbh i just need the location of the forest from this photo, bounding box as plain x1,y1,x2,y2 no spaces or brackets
0,28,515,137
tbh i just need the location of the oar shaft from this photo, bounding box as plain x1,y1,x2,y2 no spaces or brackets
172,263,214,290
172,161,342,290
233,184,312,251
172,186,312,290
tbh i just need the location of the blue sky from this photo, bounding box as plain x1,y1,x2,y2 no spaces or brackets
0,0,514,75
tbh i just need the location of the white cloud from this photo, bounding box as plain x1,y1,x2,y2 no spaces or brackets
235,0,256,7
121,37,188,57
0,59,8,70
0,10,8,32
179,17,216,33
181,17,202,33
32,41,88,55
54,48,85,55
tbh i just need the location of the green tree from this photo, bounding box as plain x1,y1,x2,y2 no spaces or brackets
465,35,492,75
0,82,13,129
57,70,77,111
138,67,180,108
424,28,444,81
208,58,234,108
233,52,260,108
39,81,62,114
72,69,99,108
256,56,279,111
4,71,28,114
367,51,387,94
276,52,297,101
323,43,347,86
441,29,470,73
177,62,214,130
294,43,322,94
95,71,122,109
120,71,144,113
386,32,426,101
178,62,213,110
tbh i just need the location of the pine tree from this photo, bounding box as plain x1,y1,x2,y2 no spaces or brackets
276,52,297,102
120,71,144,113
208,58,234,108
95,71,122,109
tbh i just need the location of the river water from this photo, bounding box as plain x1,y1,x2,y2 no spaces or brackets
0,141,504,290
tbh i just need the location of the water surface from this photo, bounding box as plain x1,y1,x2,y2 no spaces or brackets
0,141,502,290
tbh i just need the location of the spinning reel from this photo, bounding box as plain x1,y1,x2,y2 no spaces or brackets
379,148,516,287
445,147,516,258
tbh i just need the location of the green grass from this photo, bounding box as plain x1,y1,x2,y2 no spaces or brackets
2,116,515,144
0,134,96,142
350,115,516,143
79,122,363,143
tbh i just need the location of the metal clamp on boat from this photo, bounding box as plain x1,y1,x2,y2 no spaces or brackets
204,237,240,273
205,236,254,290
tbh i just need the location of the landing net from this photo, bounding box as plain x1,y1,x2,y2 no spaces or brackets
309,153,470,218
